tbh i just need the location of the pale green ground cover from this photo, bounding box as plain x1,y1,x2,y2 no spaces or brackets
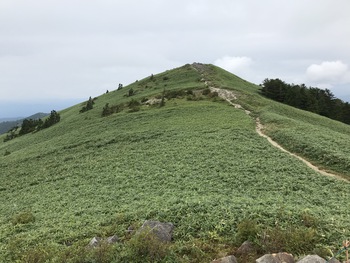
0,64,350,261
208,64,350,178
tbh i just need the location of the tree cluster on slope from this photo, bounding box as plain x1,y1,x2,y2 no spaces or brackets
80,97,96,113
3,110,61,142
260,78,350,124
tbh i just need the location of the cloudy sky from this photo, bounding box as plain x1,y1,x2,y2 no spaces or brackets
1,0,349,118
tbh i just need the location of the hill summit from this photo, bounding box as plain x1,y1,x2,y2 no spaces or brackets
1,63,350,262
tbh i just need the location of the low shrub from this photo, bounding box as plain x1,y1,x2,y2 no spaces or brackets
259,226,318,254
126,228,170,262
11,211,35,225
235,219,260,244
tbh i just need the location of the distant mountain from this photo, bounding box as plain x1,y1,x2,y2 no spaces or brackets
0,112,48,134
0,117,23,122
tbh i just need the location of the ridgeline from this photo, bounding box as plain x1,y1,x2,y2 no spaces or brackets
1,63,350,262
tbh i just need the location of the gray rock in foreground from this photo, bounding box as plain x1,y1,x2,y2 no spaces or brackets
256,252,294,263
138,220,174,242
296,255,326,263
236,240,256,255
88,235,119,248
211,255,238,263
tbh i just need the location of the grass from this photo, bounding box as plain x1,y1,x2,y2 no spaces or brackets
1,63,350,262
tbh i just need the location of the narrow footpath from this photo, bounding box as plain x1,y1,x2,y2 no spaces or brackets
209,85,347,182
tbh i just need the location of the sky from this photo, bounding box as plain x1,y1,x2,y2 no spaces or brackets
1,0,350,118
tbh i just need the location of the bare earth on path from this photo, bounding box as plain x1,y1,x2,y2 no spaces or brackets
209,86,348,182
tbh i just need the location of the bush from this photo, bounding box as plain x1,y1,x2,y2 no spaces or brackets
37,110,60,130
202,88,211,95
126,229,169,262
128,99,141,112
235,219,260,244
141,97,149,103
11,211,35,225
80,97,94,113
165,90,186,99
128,88,135,97
259,226,318,254
20,245,54,263
209,91,219,98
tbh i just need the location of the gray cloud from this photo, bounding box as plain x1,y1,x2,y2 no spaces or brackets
1,0,350,117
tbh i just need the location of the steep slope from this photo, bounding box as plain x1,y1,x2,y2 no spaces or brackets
0,112,48,135
0,63,350,262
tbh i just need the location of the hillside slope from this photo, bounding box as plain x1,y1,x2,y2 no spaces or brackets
1,63,350,262
0,112,48,135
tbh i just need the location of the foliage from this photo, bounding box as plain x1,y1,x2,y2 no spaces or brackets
128,88,135,97
1,63,350,261
260,78,350,124
11,110,61,139
19,118,42,135
126,229,170,262
37,110,60,130
80,96,95,113
11,211,35,225
236,219,260,244
3,129,17,142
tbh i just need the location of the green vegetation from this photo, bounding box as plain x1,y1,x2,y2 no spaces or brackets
260,78,350,125
0,63,350,262
3,110,60,142
80,96,95,113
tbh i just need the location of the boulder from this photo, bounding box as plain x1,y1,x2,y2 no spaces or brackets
106,235,119,244
88,237,102,248
256,252,294,263
138,220,174,242
296,255,326,263
88,235,119,248
236,241,256,255
211,255,238,263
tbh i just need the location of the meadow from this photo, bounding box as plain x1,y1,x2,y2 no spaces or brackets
1,64,350,262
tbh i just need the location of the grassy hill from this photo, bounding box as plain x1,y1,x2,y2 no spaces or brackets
0,113,48,135
1,63,350,262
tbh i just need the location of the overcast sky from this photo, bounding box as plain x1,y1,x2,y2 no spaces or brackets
1,0,349,118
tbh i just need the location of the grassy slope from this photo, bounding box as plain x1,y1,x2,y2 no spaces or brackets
209,65,350,178
1,64,350,261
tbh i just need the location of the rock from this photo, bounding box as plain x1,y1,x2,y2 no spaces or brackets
327,258,340,263
236,241,256,255
138,220,174,242
211,255,238,263
106,235,119,244
256,252,294,263
296,255,326,263
256,254,276,263
126,225,135,234
88,237,102,248
276,252,295,263
88,235,119,247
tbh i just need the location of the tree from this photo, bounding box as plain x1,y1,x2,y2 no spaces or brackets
80,96,95,113
102,103,112,117
260,78,350,125
19,119,40,135
37,110,60,130
261,78,287,102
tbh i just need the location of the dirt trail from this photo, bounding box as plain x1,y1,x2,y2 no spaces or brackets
208,86,347,182
191,62,347,181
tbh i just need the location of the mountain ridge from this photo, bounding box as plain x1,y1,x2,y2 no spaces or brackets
0,63,350,262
